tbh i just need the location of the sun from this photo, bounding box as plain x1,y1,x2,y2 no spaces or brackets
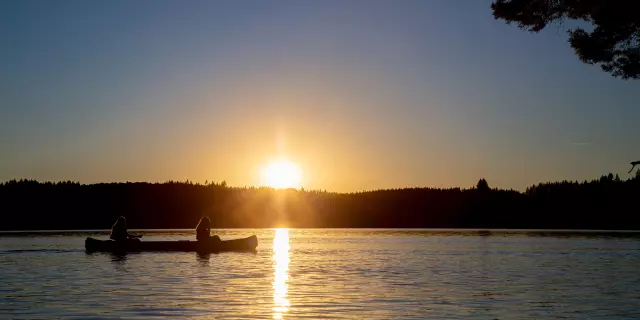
261,160,302,189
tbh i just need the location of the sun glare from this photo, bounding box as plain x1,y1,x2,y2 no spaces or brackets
261,160,302,189
272,228,290,319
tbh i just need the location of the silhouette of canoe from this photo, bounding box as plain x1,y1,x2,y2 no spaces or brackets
85,235,258,253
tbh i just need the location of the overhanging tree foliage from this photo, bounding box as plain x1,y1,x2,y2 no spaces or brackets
491,0,640,79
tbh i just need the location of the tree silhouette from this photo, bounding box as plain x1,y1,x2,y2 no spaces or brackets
477,178,490,191
491,0,640,79
1,173,640,230
629,161,640,173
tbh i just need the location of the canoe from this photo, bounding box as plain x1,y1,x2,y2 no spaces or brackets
85,235,258,253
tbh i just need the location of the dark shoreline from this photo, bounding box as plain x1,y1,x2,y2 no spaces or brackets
2,229,640,239
2,173,640,231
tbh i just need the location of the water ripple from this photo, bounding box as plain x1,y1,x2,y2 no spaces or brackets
0,229,639,319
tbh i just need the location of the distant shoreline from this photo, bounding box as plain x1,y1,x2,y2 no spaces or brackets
2,174,640,230
2,228,640,235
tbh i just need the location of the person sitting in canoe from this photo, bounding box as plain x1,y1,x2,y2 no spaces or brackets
110,216,142,242
196,216,221,243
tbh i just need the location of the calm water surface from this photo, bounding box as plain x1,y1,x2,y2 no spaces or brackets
1,229,640,319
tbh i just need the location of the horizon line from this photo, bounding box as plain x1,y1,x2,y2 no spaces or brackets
1,171,637,194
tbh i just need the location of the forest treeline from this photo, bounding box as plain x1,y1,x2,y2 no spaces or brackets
1,172,640,230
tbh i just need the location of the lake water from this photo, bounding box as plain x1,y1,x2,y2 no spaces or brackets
1,229,640,319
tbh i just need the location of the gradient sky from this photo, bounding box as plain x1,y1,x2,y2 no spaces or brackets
1,0,639,192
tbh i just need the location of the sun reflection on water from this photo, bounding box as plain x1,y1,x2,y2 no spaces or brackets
273,228,290,319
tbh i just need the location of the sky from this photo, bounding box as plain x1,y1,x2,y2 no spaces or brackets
1,0,639,192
